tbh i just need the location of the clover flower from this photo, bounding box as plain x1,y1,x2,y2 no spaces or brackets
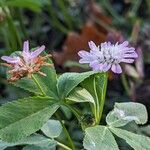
1,41,52,82
78,41,138,73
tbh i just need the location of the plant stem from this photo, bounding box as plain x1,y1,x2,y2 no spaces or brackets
98,73,108,123
31,75,46,96
56,113,75,150
57,141,72,150
65,104,81,120
93,77,100,124
121,73,131,96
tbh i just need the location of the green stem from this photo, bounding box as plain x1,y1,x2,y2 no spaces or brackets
93,77,100,124
65,104,86,130
31,75,46,96
56,113,75,150
65,104,81,120
98,73,108,123
57,141,72,150
121,73,131,96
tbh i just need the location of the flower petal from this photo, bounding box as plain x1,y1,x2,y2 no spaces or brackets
88,41,99,51
111,64,122,73
102,63,111,72
123,52,138,58
78,50,96,63
78,50,89,57
89,60,100,71
121,58,134,63
1,56,20,64
23,40,29,53
30,45,45,59
79,59,90,64
119,41,129,47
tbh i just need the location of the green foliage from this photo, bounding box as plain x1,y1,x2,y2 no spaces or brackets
83,102,150,150
81,73,108,123
84,125,119,150
106,102,148,127
0,97,59,142
5,0,49,12
110,127,150,150
0,134,56,150
22,144,56,150
81,73,108,105
12,78,42,95
32,66,58,98
57,71,97,99
41,119,62,138
66,87,95,104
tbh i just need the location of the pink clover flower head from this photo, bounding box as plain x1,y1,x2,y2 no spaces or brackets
1,41,52,82
78,41,138,74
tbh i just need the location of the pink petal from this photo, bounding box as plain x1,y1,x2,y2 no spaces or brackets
121,59,134,63
89,60,100,71
30,45,45,59
119,41,129,47
88,41,98,51
78,50,89,57
101,42,107,49
111,64,122,74
23,40,29,53
79,59,90,64
123,52,138,58
78,50,97,64
102,63,111,72
1,56,20,64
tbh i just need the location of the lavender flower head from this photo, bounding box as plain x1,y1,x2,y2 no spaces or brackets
78,41,138,73
1,41,52,81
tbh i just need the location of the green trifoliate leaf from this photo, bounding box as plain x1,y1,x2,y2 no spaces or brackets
106,102,148,127
66,87,95,104
140,125,150,136
13,78,42,95
0,97,59,142
57,71,97,99
110,127,150,150
0,134,56,150
41,120,62,138
83,125,119,150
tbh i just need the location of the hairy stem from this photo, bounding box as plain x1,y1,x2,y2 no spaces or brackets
98,73,108,123
57,141,72,150
93,77,100,124
56,113,75,150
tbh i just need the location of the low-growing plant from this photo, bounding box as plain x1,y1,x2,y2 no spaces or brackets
0,40,150,150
